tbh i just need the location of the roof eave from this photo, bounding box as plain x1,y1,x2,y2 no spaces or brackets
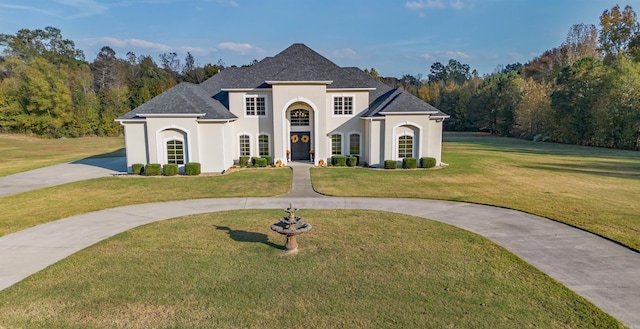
137,113,206,118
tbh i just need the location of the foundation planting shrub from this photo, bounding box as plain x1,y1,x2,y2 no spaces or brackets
239,156,250,167
184,162,201,176
384,160,397,169
420,157,437,168
347,156,357,167
132,163,144,175
145,164,162,176
332,155,347,166
402,157,418,169
263,156,273,165
163,164,179,176
254,157,268,167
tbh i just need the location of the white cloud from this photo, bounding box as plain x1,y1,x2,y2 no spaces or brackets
179,46,211,57
0,3,60,16
329,48,358,59
217,42,263,55
95,37,172,52
56,0,109,18
405,0,466,12
214,0,239,7
421,50,472,62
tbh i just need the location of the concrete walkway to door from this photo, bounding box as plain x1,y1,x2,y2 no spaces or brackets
0,163,638,327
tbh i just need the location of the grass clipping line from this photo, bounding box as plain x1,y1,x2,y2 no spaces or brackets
0,210,622,329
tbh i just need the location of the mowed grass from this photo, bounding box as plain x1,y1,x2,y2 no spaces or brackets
312,132,640,251
0,169,291,237
0,210,622,329
0,134,125,177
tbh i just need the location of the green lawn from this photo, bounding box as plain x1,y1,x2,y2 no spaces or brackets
0,134,124,177
0,169,291,237
0,210,622,329
312,132,640,251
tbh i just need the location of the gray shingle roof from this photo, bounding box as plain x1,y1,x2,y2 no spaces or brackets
118,43,448,120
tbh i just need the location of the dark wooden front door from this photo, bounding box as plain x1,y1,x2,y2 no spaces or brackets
290,132,310,161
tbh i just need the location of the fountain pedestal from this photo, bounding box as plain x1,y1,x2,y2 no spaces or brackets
270,203,311,253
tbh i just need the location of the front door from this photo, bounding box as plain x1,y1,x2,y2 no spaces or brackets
290,132,310,161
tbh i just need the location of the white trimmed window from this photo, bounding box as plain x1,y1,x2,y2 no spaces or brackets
245,96,266,116
331,134,342,155
167,140,184,165
258,134,270,156
349,133,360,155
239,134,251,156
398,135,413,159
290,109,309,126
333,96,353,115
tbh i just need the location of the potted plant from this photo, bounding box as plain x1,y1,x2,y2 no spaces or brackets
309,149,315,162
286,149,291,161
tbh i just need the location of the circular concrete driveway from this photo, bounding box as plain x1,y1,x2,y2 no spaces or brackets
0,161,638,328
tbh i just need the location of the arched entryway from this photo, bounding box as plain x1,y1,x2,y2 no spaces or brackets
287,103,314,161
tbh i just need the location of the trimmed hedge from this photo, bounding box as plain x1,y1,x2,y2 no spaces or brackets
350,155,360,166
384,160,397,169
132,163,144,175
262,155,273,165
254,157,268,167
163,164,179,176
347,156,357,167
402,157,418,169
185,162,201,176
332,155,347,166
420,157,437,168
239,156,251,167
145,163,162,176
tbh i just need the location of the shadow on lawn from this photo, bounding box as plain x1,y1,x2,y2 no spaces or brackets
215,226,283,250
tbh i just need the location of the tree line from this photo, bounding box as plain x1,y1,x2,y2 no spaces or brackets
0,27,222,137
370,5,640,150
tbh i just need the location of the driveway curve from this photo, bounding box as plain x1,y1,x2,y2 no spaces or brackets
0,161,638,328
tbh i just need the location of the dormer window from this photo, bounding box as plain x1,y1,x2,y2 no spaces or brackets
245,95,266,116
333,96,353,115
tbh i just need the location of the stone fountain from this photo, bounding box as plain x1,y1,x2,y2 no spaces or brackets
270,203,312,253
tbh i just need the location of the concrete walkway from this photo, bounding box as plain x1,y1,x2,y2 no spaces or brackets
0,163,639,327
0,157,126,197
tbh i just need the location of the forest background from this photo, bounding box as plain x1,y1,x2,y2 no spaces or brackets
1,4,639,150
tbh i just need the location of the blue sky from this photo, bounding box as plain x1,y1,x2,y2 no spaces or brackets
0,0,633,77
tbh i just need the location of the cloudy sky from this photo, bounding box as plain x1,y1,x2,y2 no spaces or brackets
0,0,630,77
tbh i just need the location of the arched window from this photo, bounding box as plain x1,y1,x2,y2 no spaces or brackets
258,134,269,156
398,135,413,158
167,140,184,164
349,133,360,155
290,109,309,126
239,135,250,156
331,134,342,155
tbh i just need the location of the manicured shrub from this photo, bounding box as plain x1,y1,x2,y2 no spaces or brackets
145,163,162,176
402,157,418,169
420,157,437,168
384,160,397,169
132,163,144,175
262,155,273,165
347,156,357,167
185,162,201,176
163,164,179,176
239,156,250,167
350,155,360,165
332,155,347,166
254,157,268,167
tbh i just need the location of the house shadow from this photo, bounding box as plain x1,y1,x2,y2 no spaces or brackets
71,149,127,172
215,226,283,250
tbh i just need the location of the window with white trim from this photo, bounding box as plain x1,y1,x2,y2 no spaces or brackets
258,134,269,156
398,135,413,158
239,134,250,156
245,96,266,116
349,133,360,155
333,96,353,115
331,134,342,155
167,140,184,165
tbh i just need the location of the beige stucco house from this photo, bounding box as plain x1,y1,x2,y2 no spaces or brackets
116,44,449,173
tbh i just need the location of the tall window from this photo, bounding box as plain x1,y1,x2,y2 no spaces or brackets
349,133,360,155
331,134,342,155
333,96,353,115
245,96,266,116
239,135,250,156
258,134,269,156
167,140,184,165
290,109,309,126
398,135,413,158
